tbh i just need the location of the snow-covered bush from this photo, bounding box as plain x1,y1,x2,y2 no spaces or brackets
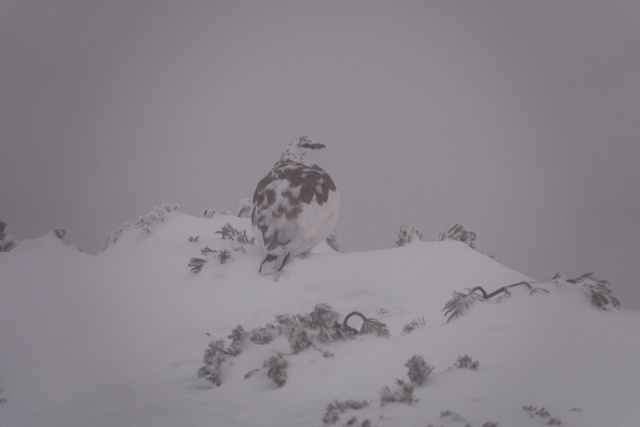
53,227,67,240
264,354,288,387
564,272,620,310
435,410,497,427
380,355,434,406
523,406,562,425
443,281,548,322
454,354,479,370
402,317,426,334
322,400,370,425
189,247,239,272
438,222,476,249
395,225,423,247
0,221,16,252
102,204,178,250
343,311,390,338
200,208,233,218
199,304,389,387
197,326,246,386
188,223,254,273
380,379,416,406
443,272,621,322
137,204,177,233
405,355,434,386
442,290,484,322
216,223,255,244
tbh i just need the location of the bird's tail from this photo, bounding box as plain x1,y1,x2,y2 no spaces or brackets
259,252,291,275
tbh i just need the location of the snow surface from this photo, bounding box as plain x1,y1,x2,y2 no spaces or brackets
1,210,639,427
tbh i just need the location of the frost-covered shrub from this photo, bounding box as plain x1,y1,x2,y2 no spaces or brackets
188,257,207,273
395,225,423,247
344,417,372,427
439,410,468,424
188,224,254,273
402,317,426,334
443,291,484,322
0,221,16,252
342,311,391,338
53,227,67,240
438,222,476,249
197,340,233,386
405,355,434,386
216,223,255,244
264,354,288,387
200,209,217,218
137,204,178,233
523,406,562,425
443,281,549,322
197,327,246,386
201,208,233,217
199,304,389,387
454,354,479,370
102,204,178,250
380,379,416,406
565,272,620,310
322,400,370,425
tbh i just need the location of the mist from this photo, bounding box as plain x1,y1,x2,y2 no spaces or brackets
1,1,639,309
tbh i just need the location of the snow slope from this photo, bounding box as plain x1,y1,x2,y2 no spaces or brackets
1,209,639,427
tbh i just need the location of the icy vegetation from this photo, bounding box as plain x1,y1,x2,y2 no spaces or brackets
1,207,640,427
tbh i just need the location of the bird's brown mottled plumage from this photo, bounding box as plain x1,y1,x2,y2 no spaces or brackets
251,137,339,274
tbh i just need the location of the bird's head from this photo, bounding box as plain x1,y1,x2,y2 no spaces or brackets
281,137,326,164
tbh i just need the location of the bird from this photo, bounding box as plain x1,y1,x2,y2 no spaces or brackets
251,137,340,275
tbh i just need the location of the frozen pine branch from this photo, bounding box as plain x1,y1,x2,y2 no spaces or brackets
200,304,390,388
228,325,247,351
217,249,232,264
322,400,370,425
0,221,16,252
200,209,216,218
0,221,7,239
343,312,390,338
402,317,426,334
522,406,562,425
442,291,483,323
54,227,67,240
188,257,207,273
443,281,549,322
264,354,288,387
198,339,239,386
405,355,434,386
566,272,620,310
102,204,178,250
395,225,423,247
137,204,177,233
438,222,477,249
216,223,255,244
454,355,479,370
380,379,417,406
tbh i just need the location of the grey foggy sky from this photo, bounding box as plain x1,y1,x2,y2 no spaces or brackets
2,1,639,309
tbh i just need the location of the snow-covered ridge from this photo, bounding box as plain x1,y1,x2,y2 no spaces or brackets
1,208,639,427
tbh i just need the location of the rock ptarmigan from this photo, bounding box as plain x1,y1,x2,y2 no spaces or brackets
251,137,339,275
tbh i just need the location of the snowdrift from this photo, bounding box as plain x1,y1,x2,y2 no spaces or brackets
1,209,639,427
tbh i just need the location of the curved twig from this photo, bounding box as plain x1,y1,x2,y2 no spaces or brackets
342,311,367,334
